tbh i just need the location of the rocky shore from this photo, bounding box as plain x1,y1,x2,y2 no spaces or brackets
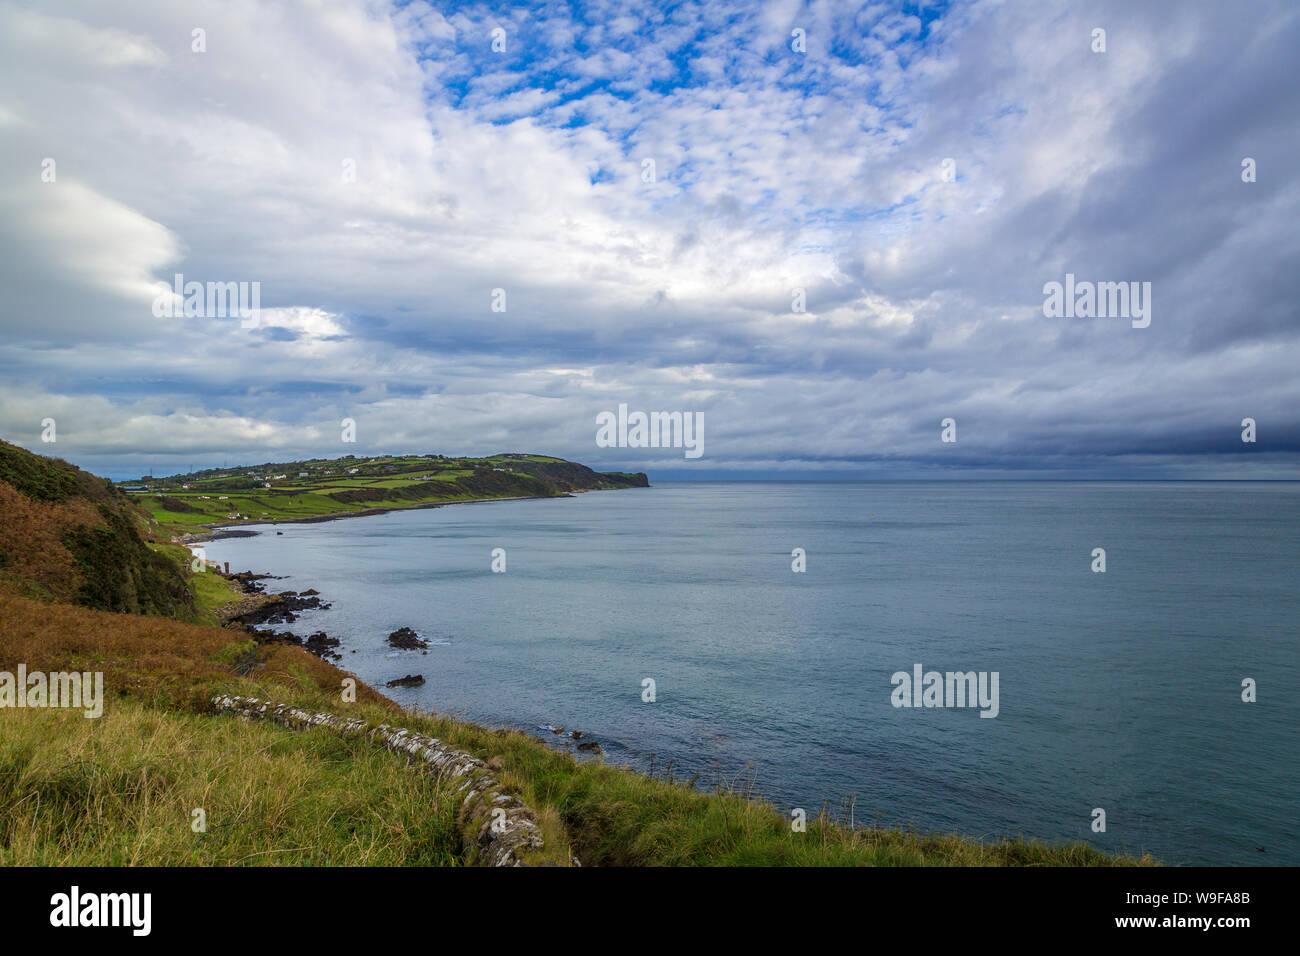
212,570,342,661
179,494,565,544
207,549,610,759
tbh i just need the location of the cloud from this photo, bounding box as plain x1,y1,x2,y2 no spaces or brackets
0,0,1297,479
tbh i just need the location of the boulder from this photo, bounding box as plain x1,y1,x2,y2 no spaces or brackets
386,626,429,649
386,674,425,688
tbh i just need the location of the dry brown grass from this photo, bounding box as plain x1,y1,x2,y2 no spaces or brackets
0,482,102,603
0,442,1151,867
0,593,395,713
0,599,1151,867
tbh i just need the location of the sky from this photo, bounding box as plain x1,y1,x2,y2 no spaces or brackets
0,0,1297,481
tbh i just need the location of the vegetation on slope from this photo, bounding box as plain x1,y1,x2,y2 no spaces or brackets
0,702,462,866
0,440,83,503
115,451,649,530
0,440,192,616
0,439,1153,866
0,589,1147,866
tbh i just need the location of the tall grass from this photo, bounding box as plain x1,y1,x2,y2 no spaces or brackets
1,590,1155,867
0,702,462,866
229,680,1156,868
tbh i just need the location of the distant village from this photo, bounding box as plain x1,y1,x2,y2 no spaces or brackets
117,453,524,505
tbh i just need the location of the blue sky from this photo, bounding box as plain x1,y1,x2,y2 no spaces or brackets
0,0,1297,480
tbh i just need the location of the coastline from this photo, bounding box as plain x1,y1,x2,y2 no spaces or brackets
0,441,1153,866
178,492,575,544
200,487,624,757
188,485,1155,863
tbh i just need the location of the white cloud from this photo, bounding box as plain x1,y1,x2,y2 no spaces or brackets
0,0,1297,478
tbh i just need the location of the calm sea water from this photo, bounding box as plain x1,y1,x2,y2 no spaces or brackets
203,482,1299,865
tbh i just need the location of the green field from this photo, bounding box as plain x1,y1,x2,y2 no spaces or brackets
121,453,648,531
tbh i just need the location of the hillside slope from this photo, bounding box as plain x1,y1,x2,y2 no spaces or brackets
0,439,1151,867
116,451,648,529
0,440,190,616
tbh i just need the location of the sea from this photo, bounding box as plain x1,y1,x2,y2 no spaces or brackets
201,481,1300,865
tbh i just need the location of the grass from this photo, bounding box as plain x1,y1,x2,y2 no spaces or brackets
0,701,463,866
146,542,243,626
0,441,83,502
119,451,646,527
260,686,1150,868
0,440,1150,867
0,590,1155,866
0,453,191,617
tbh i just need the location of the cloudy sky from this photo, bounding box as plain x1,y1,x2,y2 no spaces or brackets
1,0,1297,480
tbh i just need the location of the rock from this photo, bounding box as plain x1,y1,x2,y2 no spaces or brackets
303,631,341,660
386,626,429,650
576,741,602,754
234,589,329,628
386,674,425,688
300,588,319,596
212,694,549,867
227,570,283,594
551,726,565,735
215,592,277,626
248,626,341,662
570,730,584,739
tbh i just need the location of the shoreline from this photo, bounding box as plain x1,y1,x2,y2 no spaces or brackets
158,485,1150,864
179,492,573,544
200,487,623,758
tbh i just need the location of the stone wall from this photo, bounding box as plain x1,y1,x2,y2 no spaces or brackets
211,694,559,866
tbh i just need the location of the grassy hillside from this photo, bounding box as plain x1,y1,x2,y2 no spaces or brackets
0,440,193,616
1,701,463,866
0,439,1153,866
117,452,649,531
